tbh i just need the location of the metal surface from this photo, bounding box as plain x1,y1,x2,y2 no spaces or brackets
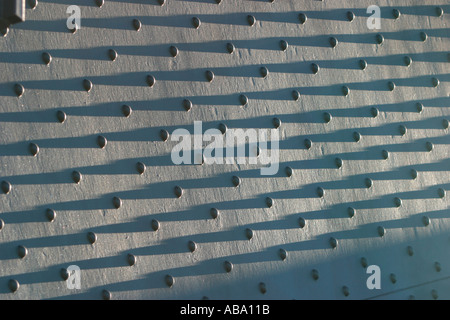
0,0,449,300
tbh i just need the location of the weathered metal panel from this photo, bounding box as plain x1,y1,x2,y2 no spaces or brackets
0,0,448,300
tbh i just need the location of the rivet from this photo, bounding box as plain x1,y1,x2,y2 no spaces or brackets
17,245,28,259
361,257,368,268
404,56,412,67
388,81,396,91
280,40,288,51
226,42,235,54
416,103,424,114
317,187,324,198
146,75,156,87
1,27,8,37
42,52,52,65
157,0,165,6
342,86,350,97
442,119,449,129
245,228,254,240
410,169,418,180
279,248,287,261
127,253,136,266
371,107,379,118
218,123,227,135
136,162,146,175
174,186,183,198
392,9,401,19
165,275,174,288
87,232,97,244
224,261,233,273
108,49,118,61
187,241,197,253
259,282,267,294
390,273,397,284
353,132,361,142
133,19,141,31
192,17,201,29
151,219,160,231
394,197,402,208
426,141,434,152
272,117,281,129
83,79,92,92
102,289,112,300
348,207,356,218
46,208,56,222
420,32,428,42
28,0,38,9
232,176,241,187
304,138,312,149
422,216,430,226
311,269,319,280
260,66,269,78
407,246,414,256
382,150,389,160
342,286,350,297
160,129,169,142
1,181,11,194
298,13,307,24
435,262,441,272
97,135,107,149
265,197,273,208
323,112,332,123
347,11,355,22
431,290,438,300
239,94,248,106
298,217,306,229
205,70,215,82
56,110,67,123
72,171,82,184
69,23,78,34
95,0,104,7
0,219,4,231
29,142,39,156
360,59,368,70
399,125,407,136
334,157,343,169
168,46,179,58
122,105,132,118
14,83,24,97
365,178,373,188
432,78,440,87
329,237,338,249
247,15,256,26
438,188,446,199
8,279,19,293
215,0,221,3
329,37,338,48
377,226,386,237
210,208,219,219
112,196,122,209
376,34,384,45
436,7,444,17
285,166,293,177
60,268,69,280
292,90,300,101
311,63,320,74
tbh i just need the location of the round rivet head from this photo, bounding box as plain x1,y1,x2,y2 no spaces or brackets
416,103,424,114
298,217,306,229
108,49,118,61
136,162,146,175
426,141,434,152
353,132,361,142
181,99,192,112
432,78,440,88
205,70,214,82
393,9,401,19
335,157,343,169
317,187,324,198
371,107,379,118
435,262,441,272
69,23,79,34
431,290,438,300
329,37,338,48
232,176,241,187
160,129,169,142
260,66,269,78
323,112,332,123
210,208,219,219
265,197,273,208
348,207,356,218
122,105,132,118
388,81,396,91
72,171,82,184
29,143,39,156
102,290,112,300
87,232,97,244
46,208,56,222
224,261,233,273
0,219,4,231
18,245,27,259
226,42,235,54
272,117,281,129
394,197,402,208
420,32,428,42
438,188,446,199
112,196,122,209
359,59,368,70
192,17,201,29
157,0,165,5
377,226,386,237
442,119,449,129
390,273,397,284
218,123,227,135
279,249,287,261
407,246,414,256
311,269,319,281
436,7,444,17
280,40,288,51
347,11,355,22
14,83,24,97
60,268,69,280
127,254,136,266
376,34,384,44
133,19,141,31
97,135,107,149
146,75,156,87
95,0,104,8
404,56,412,67
342,286,350,297
410,169,418,180
9,279,19,293
292,90,300,101
259,282,267,294
422,216,430,226
83,79,92,92
298,13,307,24
151,219,160,231
187,240,197,252
42,52,52,65
1,181,11,194
304,138,312,149
165,275,174,288
361,257,368,268
342,86,350,96
174,186,183,198
329,237,338,249
311,63,320,74
399,125,407,136
56,110,66,123
28,0,38,9
1,27,9,37
382,150,389,160
239,94,248,106
245,228,254,240
247,15,256,26
285,166,293,177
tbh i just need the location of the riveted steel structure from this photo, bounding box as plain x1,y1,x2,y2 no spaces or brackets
0,0,449,300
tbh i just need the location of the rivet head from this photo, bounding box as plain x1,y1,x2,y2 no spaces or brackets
160,129,169,142
265,197,273,208
342,86,350,96
442,119,449,129
260,66,269,78
304,138,312,149
46,208,56,222
127,253,136,266
42,52,52,65
136,162,146,175
232,176,241,187
95,0,104,8
436,7,444,17
392,9,401,19
28,0,38,9
292,90,300,101
279,248,288,261
112,196,122,209
102,290,112,300
347,11,355,22
224,261,233,273
416,103,424,114
1,27,9,37
218,123,227,135
435,262,441,272
376,34,384,45
371,107,379,118
226,42,235,54
361,257,368,268
245,228,254,240
72,171,82,184
342,286,350,297
311,63,320,74
87,232,97,244
8,279,19,293
426,141,434,152
399,125,407,136
388,81,396,91
0,219,4,231
407,246,414,256
56,110,67,123
69,23,78,33
432,78,440,87
382,150,389,160
239,94,248,106
174,186,183,198
192,17,201,29
122,105,132,118
272,117,281,129
210,208,219,219
133,19,141,31
205,70,215,83
422,216,430,226
157,0,165,6
360,59,368,70
431,290,438,300
29,143,39,156
410,169,418,180
353,132,361,142
317,187,324,198
247,15,256,26
280,40,288,51
17,245,28,259
97,135,107,149
329,237,338,249
348,207,356,218
259,282,267,294
404,56,412,67
165,275,174,288
390,273,397,284
285,166,293,177
311,269,319,281
1,181,11,194
420,32,428,42
151,219,160,231
323,112,332,123
188,241,197,252
108,49,118,61
377,226,386,237
394,197,402,208
60,268,69,280
298,217,306,229
438,188,446,199
147,75,156,87
83,79,93,92
298,13,307,24
14,83,24,97
329,37,338,48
